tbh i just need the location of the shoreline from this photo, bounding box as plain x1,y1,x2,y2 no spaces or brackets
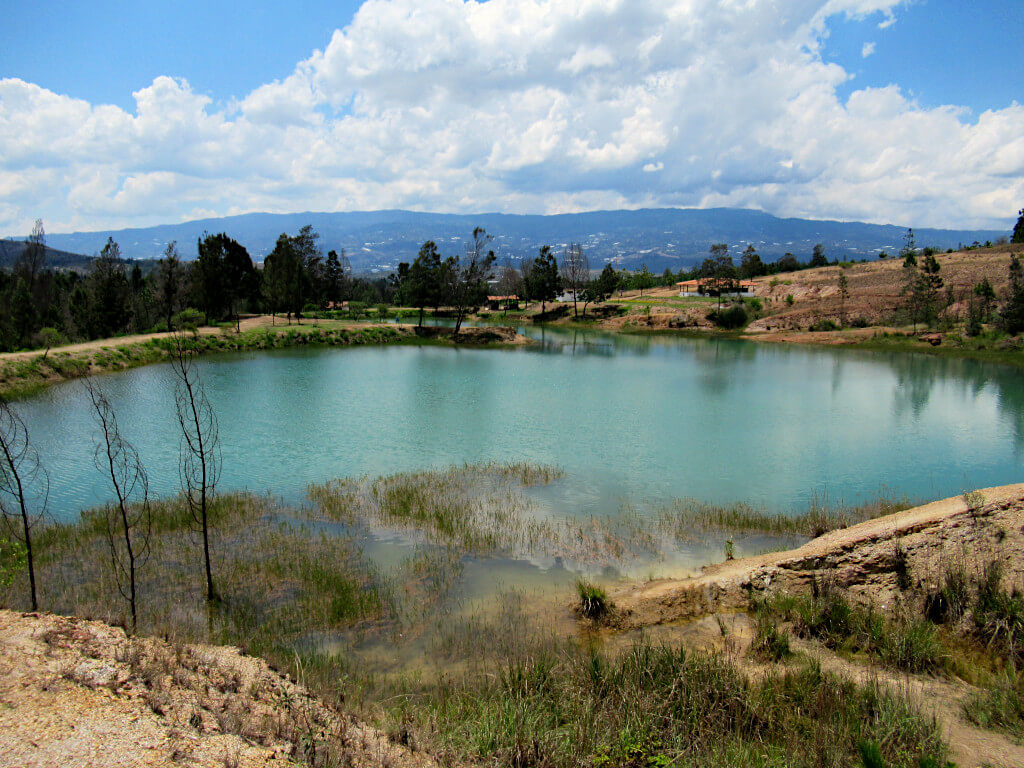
4,307,1021,401
0,318,530,400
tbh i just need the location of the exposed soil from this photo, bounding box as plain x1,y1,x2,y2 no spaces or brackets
0,611,437,768
605,483,1024,768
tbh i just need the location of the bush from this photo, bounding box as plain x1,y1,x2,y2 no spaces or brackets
706,305,748,329
785,294,794,306
173,308,204,331
810,319,839,332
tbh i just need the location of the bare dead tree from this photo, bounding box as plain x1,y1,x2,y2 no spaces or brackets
0,399,48,611
560,243,589,318
171,334,222,603
88,383,151,633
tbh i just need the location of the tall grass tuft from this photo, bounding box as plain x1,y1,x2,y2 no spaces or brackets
575,580,609,621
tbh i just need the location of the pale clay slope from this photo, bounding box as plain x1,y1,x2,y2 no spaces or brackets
0,611,436,768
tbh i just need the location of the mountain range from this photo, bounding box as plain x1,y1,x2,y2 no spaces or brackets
14,208,1011,273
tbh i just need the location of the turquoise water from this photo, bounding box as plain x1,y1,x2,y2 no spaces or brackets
15,326,1024,522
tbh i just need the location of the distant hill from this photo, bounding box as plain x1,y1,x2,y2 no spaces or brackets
35,208,1009,273
0,239,93,271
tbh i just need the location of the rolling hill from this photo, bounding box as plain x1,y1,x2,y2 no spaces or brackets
23,208,1012,273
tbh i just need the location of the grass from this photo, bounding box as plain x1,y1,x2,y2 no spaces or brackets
655,492,914,539
384,638,946,768
964,669,1024,737
756,578,946,675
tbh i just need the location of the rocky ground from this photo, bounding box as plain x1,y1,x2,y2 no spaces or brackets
0,611,436,768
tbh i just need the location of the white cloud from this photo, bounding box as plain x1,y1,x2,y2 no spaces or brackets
0,0,1020,239
861,41,876,57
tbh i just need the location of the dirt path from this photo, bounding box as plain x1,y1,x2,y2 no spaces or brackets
794,638,1024,768
0,316,313,361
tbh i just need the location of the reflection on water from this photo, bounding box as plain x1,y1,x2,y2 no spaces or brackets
13,325,1024,522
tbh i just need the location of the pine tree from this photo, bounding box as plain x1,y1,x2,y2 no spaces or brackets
1012,209,1024,244
1000,254,1024,334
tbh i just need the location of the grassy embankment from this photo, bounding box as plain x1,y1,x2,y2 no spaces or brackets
2,462,952,768
0,319,529,400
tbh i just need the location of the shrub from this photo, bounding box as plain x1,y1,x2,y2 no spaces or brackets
706,305,748,329
785,294,794,306
810,319,838,332
173,308,204,331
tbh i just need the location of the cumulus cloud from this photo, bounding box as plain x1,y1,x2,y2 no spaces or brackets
862,41,876,57
0,0,1020,238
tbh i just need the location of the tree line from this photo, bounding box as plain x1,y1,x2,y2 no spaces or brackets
0,221,398,352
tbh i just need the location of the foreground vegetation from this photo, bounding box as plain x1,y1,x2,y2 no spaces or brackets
0,463,966,767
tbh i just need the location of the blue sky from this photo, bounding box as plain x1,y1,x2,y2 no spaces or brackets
2,1,362,110
824,0,1023,114
1,0,1022,235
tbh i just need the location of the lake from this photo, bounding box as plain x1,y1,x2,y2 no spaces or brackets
15,325,1024,523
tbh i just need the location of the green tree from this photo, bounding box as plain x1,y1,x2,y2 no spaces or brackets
88,238,130,338
1012,209,1024,244
260,228,315,325
900,229,917,268
740,245,765,279
1000,254,1024,334
775,252,800,273
579,263,619,316
11,278,37,347
701,244,736,310
323,249,351,308
195,232,253,324
809,243,828,268
403,241,444,326
525,245,561,314
974,277,996,322
633,264,655,297
837,271,849,327
155,241,185,331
